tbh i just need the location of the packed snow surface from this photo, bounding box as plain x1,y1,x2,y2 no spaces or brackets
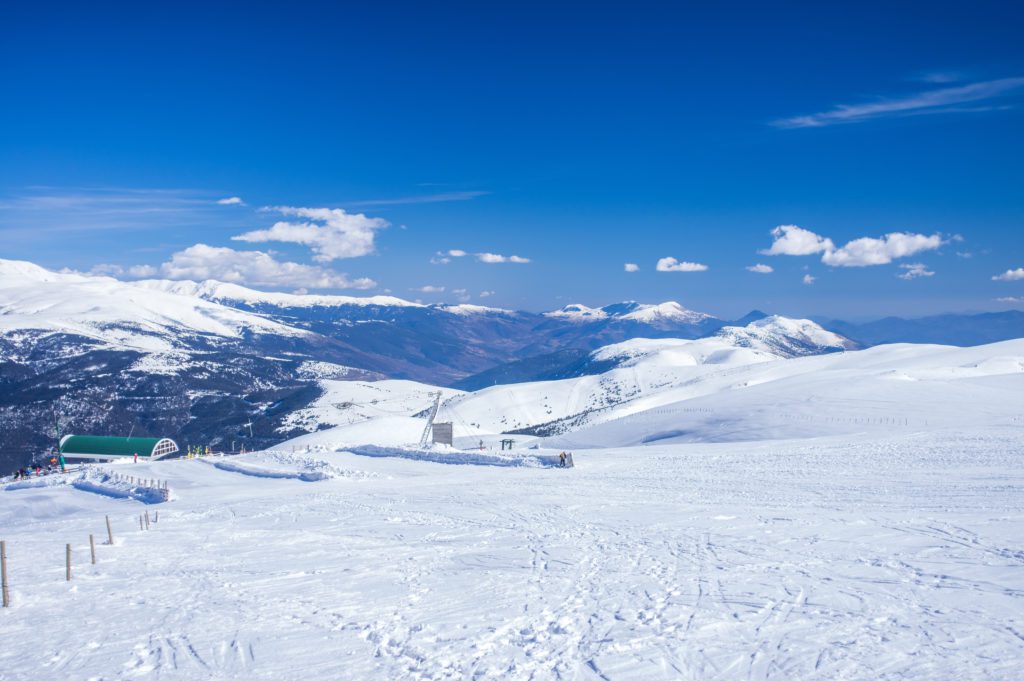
1,424,1022,680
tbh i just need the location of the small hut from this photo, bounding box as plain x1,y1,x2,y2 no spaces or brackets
59,435,179,461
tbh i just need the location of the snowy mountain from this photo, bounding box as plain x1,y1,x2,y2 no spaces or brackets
3,258,1018,470
137,278,424,310
0,260,391,468
433,317,854,438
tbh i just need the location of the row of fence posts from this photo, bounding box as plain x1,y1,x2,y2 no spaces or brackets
1,510,159,608
110,473,169,490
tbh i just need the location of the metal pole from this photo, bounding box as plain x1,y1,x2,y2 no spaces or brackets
105,515,114,545
89,534,96,565
65,544,72,581
1,540,9,607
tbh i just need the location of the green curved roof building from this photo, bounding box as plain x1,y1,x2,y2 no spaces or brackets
59,435,179,460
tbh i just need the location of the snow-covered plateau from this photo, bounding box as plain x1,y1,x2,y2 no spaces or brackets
2,336,1023,680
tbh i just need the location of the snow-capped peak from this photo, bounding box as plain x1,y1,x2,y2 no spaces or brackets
542,300,714,325
134,279,424,309
434,304,516,316
0,260,307,355
543,304,609,320
716,315,855,355
615,301,713,325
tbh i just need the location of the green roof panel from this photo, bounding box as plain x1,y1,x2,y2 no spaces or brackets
60,435,179,459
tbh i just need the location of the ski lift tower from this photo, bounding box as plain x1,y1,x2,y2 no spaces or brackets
418,391,443,448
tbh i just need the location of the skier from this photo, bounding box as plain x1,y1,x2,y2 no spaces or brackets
133,452,138,463
559,452,566,467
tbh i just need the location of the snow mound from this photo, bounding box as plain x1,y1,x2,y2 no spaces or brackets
345,444,563,468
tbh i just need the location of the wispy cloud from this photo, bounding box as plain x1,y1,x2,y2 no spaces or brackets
773,77,1024,129
746,263,773,274
896,263,935,280
412,285,445,293
217,196,245,205
802,274,816,285
435,249,530,264
0,186,219,234
624,263,639,272
349,191,488,207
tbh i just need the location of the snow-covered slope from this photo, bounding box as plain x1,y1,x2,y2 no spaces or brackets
0,259,304,355
549,338,1024,448
3,416,1022,679
439,316,853,436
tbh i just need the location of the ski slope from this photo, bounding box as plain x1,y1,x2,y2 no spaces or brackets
1,425,1022,680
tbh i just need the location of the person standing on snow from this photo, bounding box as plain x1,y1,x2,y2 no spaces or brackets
58,453,66,473
559,452,566,467
133,452,138,463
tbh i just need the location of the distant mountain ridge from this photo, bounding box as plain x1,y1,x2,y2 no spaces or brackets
1,258,1021,468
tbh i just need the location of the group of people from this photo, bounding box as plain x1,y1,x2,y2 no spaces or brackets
8,453,66,480
185,445,211,459
558,451,575,468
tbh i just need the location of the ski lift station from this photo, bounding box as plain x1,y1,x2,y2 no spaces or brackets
59,435,179,461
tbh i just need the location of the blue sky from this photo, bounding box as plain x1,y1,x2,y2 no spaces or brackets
1,1,1022,318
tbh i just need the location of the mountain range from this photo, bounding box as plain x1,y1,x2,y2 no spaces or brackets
1,258,1021,468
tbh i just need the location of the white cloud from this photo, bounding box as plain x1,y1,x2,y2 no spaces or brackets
477,253,531,264
992,267,1024,282
159,244,375,289
656,257,708,272
233,206,389,261
772,77,1024,128
217,197,245,205
746,263,774,274
761,225,835,256
127,264,158,277
447,249,468,257
995,296,1024,303
86,263,158,278
821,232,944,267
896,263,935,280
956,251,973,258
479,290,495,298
451,288,471,302
624,263,640,272
413,285,445,293
430,255,451,265
802,274,816,285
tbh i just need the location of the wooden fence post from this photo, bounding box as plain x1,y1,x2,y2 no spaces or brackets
139,515,144,531
1,540,9,608
144,512,150,530
106,515,114,545
65,544,72,581
89,534,96,565
154,511,159,523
